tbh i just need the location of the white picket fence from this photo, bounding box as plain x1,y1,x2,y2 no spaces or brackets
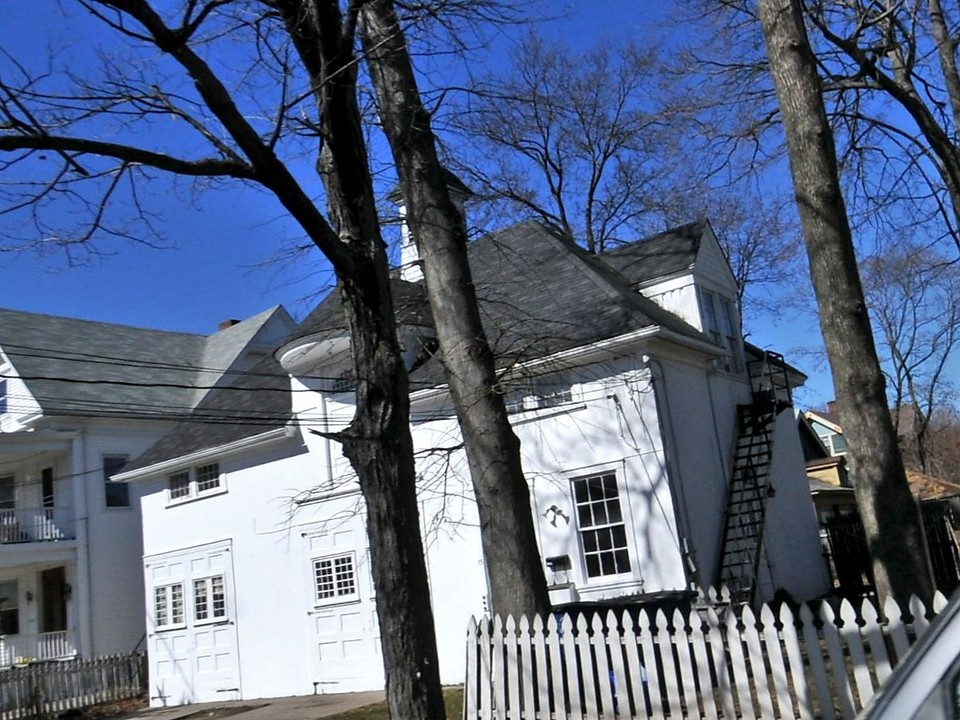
464,591,950,719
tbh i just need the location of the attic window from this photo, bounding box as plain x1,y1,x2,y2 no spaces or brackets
0,379,6,414
167,463,224,505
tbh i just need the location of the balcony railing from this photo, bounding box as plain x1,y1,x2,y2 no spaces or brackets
0,509,76,544
0,630,78,667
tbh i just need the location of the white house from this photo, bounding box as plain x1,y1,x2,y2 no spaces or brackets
116,218,831,706
0,306,295,667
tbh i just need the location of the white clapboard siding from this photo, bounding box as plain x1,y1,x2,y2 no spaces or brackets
464,591,948,719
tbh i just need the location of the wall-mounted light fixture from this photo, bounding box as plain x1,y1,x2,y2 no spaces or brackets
24,591,33,603
63,584,72,601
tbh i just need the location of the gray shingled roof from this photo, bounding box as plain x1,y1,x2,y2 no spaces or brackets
0,306,286,420
293,220,709,372
125,353,293,472
601,219,705,286
126,219,716,471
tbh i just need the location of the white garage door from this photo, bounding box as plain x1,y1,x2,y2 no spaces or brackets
305,529,384,693
145,540,240,705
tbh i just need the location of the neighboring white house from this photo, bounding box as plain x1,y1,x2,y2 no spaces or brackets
116,218,831,706
0,306,295,667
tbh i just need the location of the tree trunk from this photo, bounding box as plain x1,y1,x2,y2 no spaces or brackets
756,0,934,604
277,2,446,717
359,0,552,619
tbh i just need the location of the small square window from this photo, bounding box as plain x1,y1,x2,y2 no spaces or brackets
196,463,220,493
313,553,358,604
169,471,190,500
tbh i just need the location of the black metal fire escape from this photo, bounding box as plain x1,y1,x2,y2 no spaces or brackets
717,351,792,605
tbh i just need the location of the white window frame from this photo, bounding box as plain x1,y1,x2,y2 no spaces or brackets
153,583,186,630
312,552,359,606
571,470,633,580
167,462,225,505
192,574,228,625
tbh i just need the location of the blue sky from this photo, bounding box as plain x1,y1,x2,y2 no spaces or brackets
0,0,841,405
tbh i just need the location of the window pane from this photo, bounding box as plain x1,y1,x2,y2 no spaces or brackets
211,576,226,618
104,456,130,508
194,579,208,621
0,580,18,635
597,528,613,551
154,587,168,627
314,554,357,602
585,555,601,578
170,584,184,624
196,463,221,493
169,471,190,500
0,476,14,510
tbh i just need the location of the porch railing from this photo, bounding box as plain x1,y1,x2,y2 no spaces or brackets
0,509,75,544
0,631,78,667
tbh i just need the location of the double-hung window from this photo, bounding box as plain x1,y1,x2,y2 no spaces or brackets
572,471,632,579
312,552,359,605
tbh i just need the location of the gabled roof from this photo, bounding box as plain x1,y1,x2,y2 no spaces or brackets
804,409,843,435
600,219,706,286
289,220,711,374
0,306,290,421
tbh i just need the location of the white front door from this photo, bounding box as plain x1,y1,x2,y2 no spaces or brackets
145,540,240,705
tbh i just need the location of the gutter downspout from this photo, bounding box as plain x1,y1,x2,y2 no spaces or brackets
70,427,93,657
646,358,699,590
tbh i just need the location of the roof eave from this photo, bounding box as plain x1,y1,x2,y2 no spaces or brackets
409,325,724,404
115,424,299,482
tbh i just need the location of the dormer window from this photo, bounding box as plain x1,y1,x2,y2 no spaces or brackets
698,289,743,373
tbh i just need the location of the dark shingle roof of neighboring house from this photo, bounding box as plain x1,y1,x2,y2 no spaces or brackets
0,306,287,420
125,354,293,471
126,219,718,472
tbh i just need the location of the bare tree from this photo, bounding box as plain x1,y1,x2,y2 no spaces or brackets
445,33,665,254
443,29,804,329
0,0,483,715
755,0,934,604
358,0,550,618
861,245,960,476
